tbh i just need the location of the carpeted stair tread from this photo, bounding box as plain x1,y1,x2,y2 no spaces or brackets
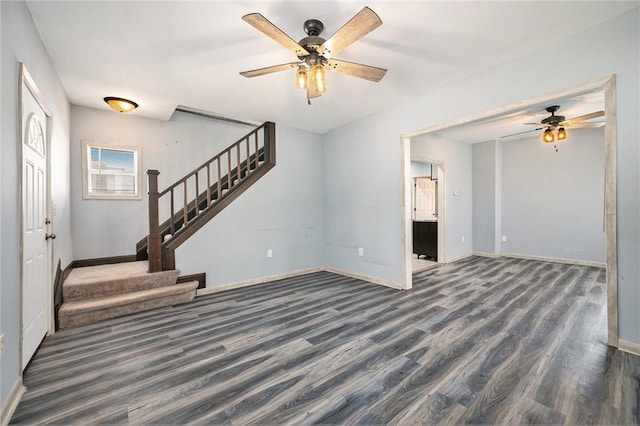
63,261,180,302
58,281,198,328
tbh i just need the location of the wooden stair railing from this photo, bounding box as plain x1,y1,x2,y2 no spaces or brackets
143,121,276,272
135,148,265,260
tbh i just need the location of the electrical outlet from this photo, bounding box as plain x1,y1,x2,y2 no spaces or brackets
267,249,273,258
358,247,364,256
0,333,4,358
502,235,507,242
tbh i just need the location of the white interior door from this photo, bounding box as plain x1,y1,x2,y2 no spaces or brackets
414,177,437,220
21,73,50,369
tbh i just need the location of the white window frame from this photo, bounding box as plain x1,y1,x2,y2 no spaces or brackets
81,140,143,200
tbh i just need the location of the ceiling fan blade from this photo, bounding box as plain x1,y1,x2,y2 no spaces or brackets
307,81,322,100
242,13,309,57
566,122,605,129
318,6,382,57
240,62,299,78
500,127,544,139
566,111,604,123
523,122,545,126
326,59,387,82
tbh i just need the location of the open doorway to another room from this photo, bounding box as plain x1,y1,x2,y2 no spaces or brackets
409,159,445,273
399,75,617,346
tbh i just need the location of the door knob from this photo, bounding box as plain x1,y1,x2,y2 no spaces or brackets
45,233,57,240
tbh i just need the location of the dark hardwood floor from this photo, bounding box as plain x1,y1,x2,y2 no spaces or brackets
10,256,640,424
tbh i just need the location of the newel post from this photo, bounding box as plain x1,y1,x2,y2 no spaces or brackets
147,169,162,272
265,121,276,164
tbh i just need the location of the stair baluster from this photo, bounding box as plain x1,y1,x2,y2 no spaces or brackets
142,122,276,271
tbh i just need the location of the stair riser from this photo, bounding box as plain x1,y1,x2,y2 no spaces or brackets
58,290,195,329
63,269,180,302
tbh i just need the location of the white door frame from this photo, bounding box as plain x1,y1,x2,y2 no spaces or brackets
19,63,54,369
399,75,618,346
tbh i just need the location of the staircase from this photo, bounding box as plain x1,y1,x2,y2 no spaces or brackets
58,261,198,328
138,121,276,271
56,122,276,328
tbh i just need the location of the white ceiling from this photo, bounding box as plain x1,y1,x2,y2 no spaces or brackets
26,1,637,135
424,90,606,145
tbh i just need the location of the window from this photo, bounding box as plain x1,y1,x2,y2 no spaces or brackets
82,140,142,199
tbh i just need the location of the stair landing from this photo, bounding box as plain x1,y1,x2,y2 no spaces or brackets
58,261,197,329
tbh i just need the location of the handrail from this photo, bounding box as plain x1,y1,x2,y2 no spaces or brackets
145,122,275,272
158,122,269,198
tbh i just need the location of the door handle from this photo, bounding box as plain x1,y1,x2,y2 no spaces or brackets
45,233,57,240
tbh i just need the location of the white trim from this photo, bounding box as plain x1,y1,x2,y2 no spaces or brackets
81,140,143,200
472,251,501,258
324,267,404,290
412,262,439,273
400,137,412,290
196,267,324,296
401,75,614,139
197,266,405,296
402,156,447,292
1,377,26,426
400,74,617,346
18,63,54,369
618,339,640,357
501,252,605,268
445,253,473,264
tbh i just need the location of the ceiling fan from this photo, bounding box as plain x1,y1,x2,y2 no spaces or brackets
239,6,387,104
503,105,604,144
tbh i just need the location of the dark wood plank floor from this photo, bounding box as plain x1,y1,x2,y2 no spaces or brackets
10,256,640,424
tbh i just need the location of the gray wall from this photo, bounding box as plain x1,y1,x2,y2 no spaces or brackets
322,10,639,343
322,119,403,284
472,141,498,255
1,0,72,409
70,106,325,287
1,3,639,415
410,161,431,178
501,128,605,263
411,135,473,261
70,107,251,258
176,125,325,287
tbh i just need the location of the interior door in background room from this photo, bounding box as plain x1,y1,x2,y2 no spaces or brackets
413,177,437,220
21,66,51,369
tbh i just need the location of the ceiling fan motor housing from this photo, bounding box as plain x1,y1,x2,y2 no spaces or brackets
298,36,326,55
299,19,326,58
542,105,565,126
303,19,324,36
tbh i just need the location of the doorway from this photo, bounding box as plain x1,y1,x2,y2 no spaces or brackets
20,64,53,369
410,161,445,273
400,75,618,346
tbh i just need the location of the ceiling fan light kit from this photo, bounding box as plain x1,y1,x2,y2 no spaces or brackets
240,6,387,103
557,127,567,140
502,105,604,150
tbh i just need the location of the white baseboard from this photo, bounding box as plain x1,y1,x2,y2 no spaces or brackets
618,339,640,356
472,251,501,258
324,267,405,290
1,377,25,426
500,252,605,268
196,267,324,296
445,253,473,264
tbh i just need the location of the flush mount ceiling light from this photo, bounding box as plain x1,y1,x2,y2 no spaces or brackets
104,97,138,113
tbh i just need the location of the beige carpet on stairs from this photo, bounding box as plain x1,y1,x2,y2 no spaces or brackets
58,261,198,329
